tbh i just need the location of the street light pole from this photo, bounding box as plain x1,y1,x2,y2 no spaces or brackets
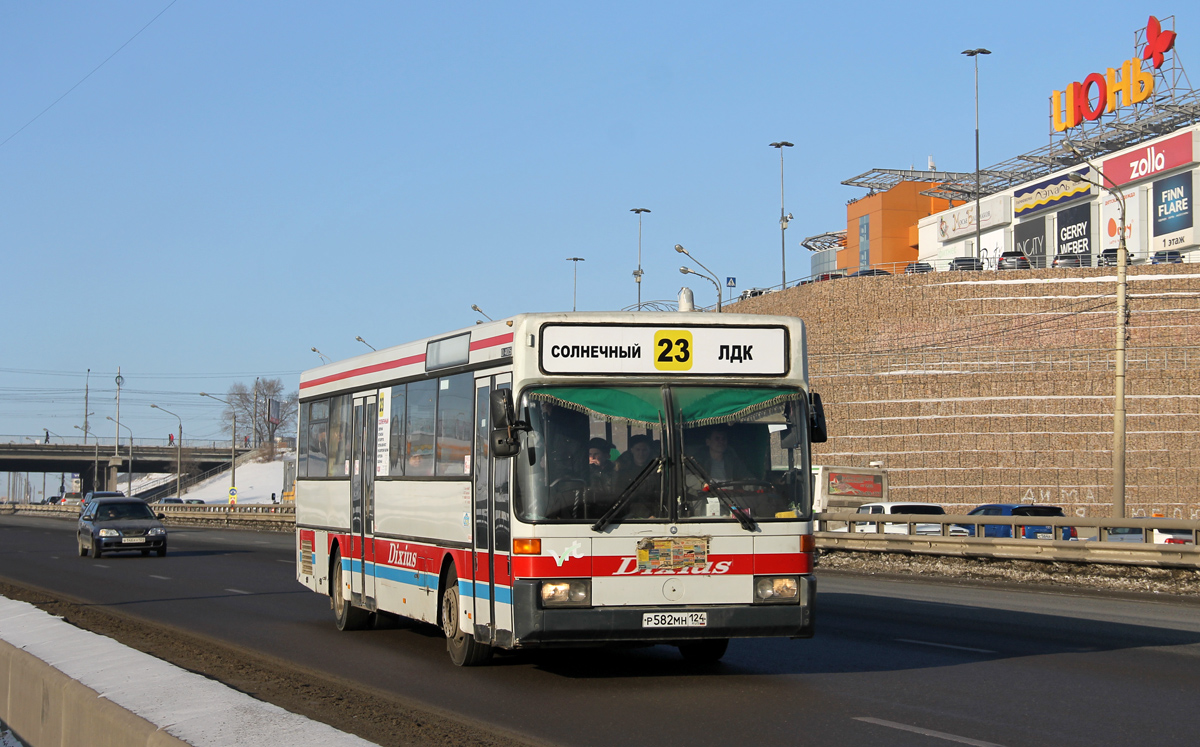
152,404,184,501
674,244,722,312
962,49,990,260
200,393,236,490
566,257,585,311
310,347,332,364
107,417,133,496
114,368,124,458
770,142,794,288
1068,162,1128,519
74,423,99,491
630,208,650,310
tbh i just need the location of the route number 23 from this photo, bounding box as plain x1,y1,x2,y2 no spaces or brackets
654,330,694,371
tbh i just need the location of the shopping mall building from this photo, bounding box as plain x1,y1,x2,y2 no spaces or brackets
809,15,1198,276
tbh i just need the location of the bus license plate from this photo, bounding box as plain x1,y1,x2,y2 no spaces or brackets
121,537,146,543
642,612,706,628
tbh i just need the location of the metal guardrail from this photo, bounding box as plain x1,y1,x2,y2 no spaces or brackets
3,503,294,531
817,512,1200,568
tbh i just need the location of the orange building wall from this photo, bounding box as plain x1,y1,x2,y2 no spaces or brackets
836,181,958,273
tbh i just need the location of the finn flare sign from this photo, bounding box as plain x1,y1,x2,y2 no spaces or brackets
540,324,788,375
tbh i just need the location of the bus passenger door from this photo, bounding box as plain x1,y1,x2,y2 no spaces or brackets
351,395,377,610
472,379,493,638
472,375,513,647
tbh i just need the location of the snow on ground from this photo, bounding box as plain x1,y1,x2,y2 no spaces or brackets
182,459,286,505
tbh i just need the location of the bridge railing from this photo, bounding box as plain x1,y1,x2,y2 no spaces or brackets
0,435,263,448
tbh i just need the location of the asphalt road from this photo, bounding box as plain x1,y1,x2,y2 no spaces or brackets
2,514,1199,746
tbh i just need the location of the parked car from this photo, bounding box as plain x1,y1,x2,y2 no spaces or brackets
829,502,952,536
77,497,168,558
813,272,844,282
948,257,984,271
1152,249,1183,264
848,268,892,277
957,504,1077,539
81,491,125,512
997,251,1032,270
1097,248,1120,266
904,262,934,274
738,288,772,300
1052,253,1092,268
1104,524,1195,544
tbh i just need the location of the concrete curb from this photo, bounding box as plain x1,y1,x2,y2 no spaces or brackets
0,597,377,747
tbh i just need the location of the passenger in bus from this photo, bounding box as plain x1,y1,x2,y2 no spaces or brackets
586,437,615,490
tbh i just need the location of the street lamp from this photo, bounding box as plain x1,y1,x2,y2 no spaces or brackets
200,392,237,491
113,368,124,458
106,416,134,496
355,336,376,351
962,49,991,260
151,404,184,501
630,208,651,310
310,347,331,364
566,257,585,311
675,244,722,312
769,142,794,289
1067,155,1129,519
471,304,493,321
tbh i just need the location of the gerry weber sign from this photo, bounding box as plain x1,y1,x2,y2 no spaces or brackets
540,324,788,375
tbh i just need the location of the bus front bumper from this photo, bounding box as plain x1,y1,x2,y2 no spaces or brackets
510,576,815,647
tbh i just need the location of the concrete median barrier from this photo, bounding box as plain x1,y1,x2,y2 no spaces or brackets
0,596,376,747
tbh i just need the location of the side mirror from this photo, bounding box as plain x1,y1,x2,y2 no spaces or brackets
491,389,515,430
156,513,165,520
809,392,828,443
489,388,528,459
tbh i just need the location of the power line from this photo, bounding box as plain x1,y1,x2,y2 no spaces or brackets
0,0,181,150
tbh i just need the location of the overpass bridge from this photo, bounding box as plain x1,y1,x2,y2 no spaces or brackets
0,442,253,494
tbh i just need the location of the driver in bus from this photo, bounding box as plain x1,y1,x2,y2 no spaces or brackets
693,426,749,483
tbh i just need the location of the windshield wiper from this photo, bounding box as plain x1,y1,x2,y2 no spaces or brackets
591,457,663,533
683,455,758,532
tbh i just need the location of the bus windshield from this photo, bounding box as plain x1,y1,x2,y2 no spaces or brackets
513,385,809,525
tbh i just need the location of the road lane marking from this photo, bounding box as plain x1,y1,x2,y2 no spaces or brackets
275,559,292,564
855,717,1005,747
895,638,996,654
149,575,171,580
50,556,59,559
225,588,252,595
94,564,109,568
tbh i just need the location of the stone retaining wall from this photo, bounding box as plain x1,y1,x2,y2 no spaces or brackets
734,264,1200,519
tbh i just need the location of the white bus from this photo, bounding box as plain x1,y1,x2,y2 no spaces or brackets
295,312,826,666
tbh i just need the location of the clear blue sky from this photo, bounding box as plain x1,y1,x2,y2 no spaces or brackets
0,1,1193,445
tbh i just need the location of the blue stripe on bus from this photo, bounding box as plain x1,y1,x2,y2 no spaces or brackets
343,558,511,603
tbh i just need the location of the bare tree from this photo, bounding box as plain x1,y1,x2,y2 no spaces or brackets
222,379,298,457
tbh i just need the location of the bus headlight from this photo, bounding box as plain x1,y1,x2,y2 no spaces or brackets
540,579,591,607
754,576,799,603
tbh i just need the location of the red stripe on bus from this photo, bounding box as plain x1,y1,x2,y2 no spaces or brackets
469,333,514,351
301,353,426,390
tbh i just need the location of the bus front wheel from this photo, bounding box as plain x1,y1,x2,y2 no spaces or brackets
332,550,369,631
441,566,492,667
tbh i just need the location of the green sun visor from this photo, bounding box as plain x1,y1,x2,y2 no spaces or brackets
526,386,800,427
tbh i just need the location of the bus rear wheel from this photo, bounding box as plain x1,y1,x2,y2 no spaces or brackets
441,566,491,667
677,638,729,664
332,550,369,631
